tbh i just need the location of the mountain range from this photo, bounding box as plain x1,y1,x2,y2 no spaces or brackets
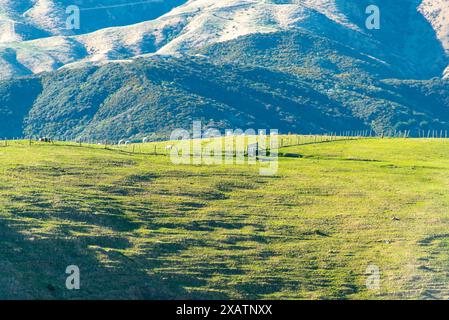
1,0,449,140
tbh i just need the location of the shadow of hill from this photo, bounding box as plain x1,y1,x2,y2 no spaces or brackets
0,219,226,299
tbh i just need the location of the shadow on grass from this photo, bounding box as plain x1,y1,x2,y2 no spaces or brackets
0,220,228,299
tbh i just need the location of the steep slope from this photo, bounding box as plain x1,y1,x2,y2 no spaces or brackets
0,54,448,141
1,0,449,140
418,0,449,78
419,0,449,51
22,56,367,140
1,0,448,80
0,0,187,41
335,0,448,79
0,76,42,137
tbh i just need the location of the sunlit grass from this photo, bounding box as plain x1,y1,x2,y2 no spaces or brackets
0,138,448,299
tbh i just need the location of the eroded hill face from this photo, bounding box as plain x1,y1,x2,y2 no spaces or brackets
1,1,449,140
418,0,449,77
0,0,188,40
0,0,448,80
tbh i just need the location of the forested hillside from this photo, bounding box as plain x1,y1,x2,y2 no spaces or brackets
1,53,449,141
1,1,449,140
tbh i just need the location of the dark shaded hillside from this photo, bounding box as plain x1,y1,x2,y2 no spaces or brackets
200,23,447,81
0,77,42,138
22,57,367,140
1,54,449,141
199,28,397,80
335,0,448,79
1,2,449,141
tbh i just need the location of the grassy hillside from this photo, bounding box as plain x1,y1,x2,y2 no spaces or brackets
1,54,449,141
1,2,449,141
1,138,449,299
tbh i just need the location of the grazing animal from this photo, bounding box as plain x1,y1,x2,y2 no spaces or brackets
39,137,52,143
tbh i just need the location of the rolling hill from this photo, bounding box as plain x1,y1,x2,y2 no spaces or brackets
0,53,447,141
3,1,449,301
1,0,448,79
1,138,449,299
0,0,449,140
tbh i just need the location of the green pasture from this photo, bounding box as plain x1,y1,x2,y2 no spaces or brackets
0,138,448,299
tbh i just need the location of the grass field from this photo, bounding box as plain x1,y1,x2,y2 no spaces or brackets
0,138,449,299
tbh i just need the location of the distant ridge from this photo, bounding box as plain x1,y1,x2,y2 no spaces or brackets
0,0,448,80
1,0,449,140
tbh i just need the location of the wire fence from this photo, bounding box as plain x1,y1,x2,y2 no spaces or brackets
0,130,448,156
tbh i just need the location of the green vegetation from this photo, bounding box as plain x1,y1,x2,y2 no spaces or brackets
1,137,449,299
1,30,449,141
